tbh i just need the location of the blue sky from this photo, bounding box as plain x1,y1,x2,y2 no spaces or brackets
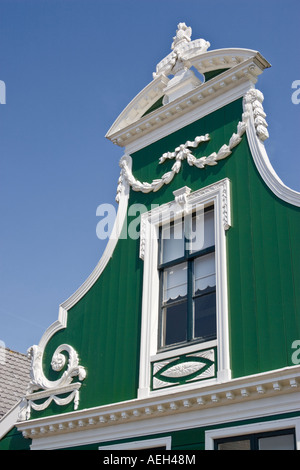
0,0,299,354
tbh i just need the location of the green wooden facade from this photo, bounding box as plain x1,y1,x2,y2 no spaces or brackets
1,24,300,450
30,98,300,413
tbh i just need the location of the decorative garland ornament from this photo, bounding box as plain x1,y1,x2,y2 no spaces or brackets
21,389,80,421
116,120,245,200
242,88,269,141
115,88,268,202
116,133,211,199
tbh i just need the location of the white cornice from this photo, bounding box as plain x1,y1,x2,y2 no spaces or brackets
189,48,270,75
126,79,251,155
107,53,269,152
16,365,300,449
105,75,169,138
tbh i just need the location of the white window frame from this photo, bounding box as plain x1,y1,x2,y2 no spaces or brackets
205,417,300,450
138,178,232,399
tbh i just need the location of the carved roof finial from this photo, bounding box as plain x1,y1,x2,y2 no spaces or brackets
171,23,192,50
153,23,210,80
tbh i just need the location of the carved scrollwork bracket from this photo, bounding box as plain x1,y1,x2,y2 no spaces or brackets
18,343,86,421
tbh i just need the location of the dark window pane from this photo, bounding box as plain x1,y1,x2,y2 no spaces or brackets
161,221,184,264
162,301,187,346
163,262,187,302
258,434,295,450
190,208,215,253
194,253,215,293
194,292,216,341
216,430,296,451
218,440,251,450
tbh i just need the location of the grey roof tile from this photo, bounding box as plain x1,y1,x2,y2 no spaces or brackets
0,348,31,419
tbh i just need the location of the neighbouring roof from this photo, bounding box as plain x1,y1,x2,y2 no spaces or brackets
0,348,31,419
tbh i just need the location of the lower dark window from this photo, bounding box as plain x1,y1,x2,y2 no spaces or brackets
215,429,296,450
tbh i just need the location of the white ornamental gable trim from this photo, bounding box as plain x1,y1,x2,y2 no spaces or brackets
116,85,300,209
153,22,210,80
18,344,86,421
27,344,86,393
242,89,300,207
115,88,260,201
152,349,216,390
243,88,269,141
106,23,270,144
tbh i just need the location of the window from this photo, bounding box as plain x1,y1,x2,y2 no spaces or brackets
138,179,231,398
98,437,172,450
205,418,300,450
215,429,296,450
158,208,216,350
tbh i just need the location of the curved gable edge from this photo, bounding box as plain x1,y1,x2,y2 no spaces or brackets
38,172,131,350
0,401,24,442
105,75,169,140
244,88,300,207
